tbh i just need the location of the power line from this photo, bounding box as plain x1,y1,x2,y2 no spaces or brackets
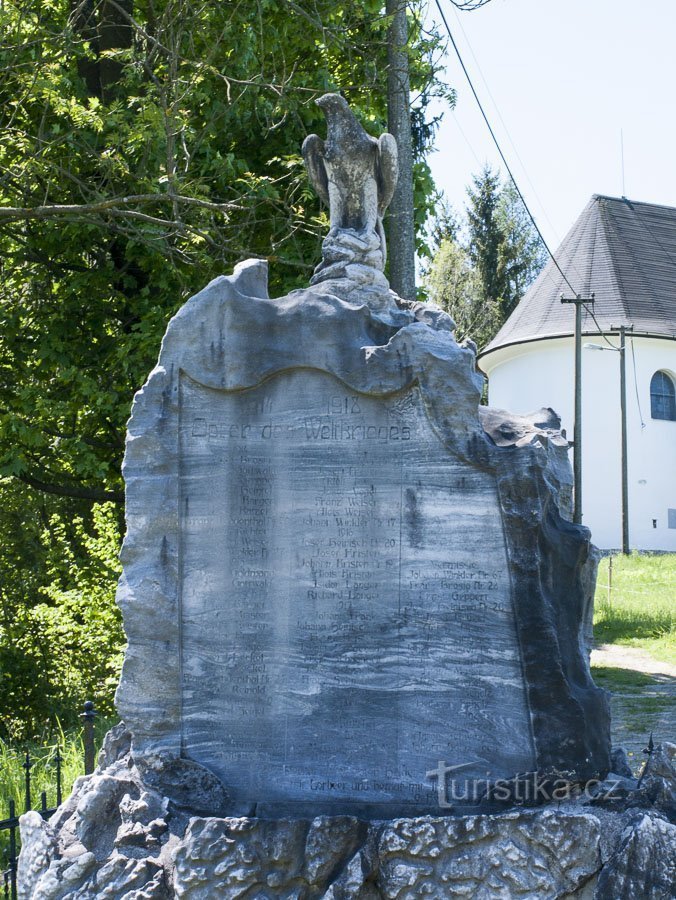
629,336,646,429
433,0,656,466
448,0,495,9
446,1,563,249
433,0,578,295
449,110,482,167
581,301,619,349
434,0,646,360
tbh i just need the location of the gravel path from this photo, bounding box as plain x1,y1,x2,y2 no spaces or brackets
591,643,676,773
591,643,676,678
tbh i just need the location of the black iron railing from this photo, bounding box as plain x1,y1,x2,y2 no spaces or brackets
1,702,97,900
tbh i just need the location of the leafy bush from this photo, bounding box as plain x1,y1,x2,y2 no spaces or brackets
0,487,123,742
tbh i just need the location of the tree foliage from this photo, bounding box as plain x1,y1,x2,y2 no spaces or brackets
466,165,503,309
0,483,123,741
0,0,448,738
426,166,546,349
494,180,548,319
425,238,500,349
466,166,547,320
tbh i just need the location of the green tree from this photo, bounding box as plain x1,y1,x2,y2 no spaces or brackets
0,0,445,503
495,181,548,319
466,164,504,309
426,168,545,349
0,483,122,741
428,200,460,249
425,236,500,349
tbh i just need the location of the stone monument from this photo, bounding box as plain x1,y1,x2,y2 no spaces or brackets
112,92,609,819
19,94,674,900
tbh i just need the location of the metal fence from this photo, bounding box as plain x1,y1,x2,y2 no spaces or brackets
1,702,97,900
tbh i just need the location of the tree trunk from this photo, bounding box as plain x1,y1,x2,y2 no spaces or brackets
386,0,416,301
99,0,134,102
70,0,133,100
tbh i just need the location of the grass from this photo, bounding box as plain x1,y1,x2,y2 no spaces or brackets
592,553,675,760
0,718,115,866
594,552,675,664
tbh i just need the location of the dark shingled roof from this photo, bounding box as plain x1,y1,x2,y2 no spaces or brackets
481,194,676,355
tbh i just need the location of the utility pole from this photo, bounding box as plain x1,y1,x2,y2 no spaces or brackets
610,324,632,554
561,293,595,525
386,0,416,301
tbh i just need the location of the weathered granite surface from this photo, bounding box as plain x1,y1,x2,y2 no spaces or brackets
18,732,676,899
595,814,676,899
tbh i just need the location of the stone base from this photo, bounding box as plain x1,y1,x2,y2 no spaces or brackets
18,728,676,899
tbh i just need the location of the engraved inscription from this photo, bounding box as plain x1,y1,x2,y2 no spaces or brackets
179,369,535,811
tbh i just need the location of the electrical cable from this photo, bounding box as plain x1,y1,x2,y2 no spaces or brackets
449,111,483,167
449,0,495,9
581,301,619,349
433,0,579,295
434,1,658,458
446,1,563,249
629,336,646,428
435,0,650,361
630,201,676,279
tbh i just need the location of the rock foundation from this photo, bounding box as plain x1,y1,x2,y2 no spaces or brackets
18,728,676,899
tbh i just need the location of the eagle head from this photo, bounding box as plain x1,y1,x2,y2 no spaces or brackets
316,93,350,116
315,92,371,153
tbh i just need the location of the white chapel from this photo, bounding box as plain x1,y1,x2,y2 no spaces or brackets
480,194,676,552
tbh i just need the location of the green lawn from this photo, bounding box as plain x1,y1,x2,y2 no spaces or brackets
594,552,675,664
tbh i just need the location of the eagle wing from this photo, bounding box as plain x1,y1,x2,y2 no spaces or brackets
375,133,399,217
301,134,329,205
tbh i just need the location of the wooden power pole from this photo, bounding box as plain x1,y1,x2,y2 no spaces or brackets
561,292,595,525
610,324,633,555
386,0,416,301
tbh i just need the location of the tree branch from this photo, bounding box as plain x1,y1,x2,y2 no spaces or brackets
16,473,124,504
0,193,240,222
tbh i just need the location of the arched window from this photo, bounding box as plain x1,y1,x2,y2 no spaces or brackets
650,371,676,421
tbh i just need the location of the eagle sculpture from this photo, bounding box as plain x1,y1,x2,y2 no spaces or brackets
302,94,399,264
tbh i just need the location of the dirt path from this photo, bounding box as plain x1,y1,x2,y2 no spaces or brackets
591,643,676,678
591,643,675,773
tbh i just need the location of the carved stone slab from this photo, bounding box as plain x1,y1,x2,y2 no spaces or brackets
179,369,533,814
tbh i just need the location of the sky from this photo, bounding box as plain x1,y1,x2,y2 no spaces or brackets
423,0,676,251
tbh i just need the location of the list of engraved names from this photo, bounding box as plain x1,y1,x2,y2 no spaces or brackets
179,369,535,812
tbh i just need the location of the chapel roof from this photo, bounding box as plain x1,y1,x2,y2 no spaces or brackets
481,194,676,356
